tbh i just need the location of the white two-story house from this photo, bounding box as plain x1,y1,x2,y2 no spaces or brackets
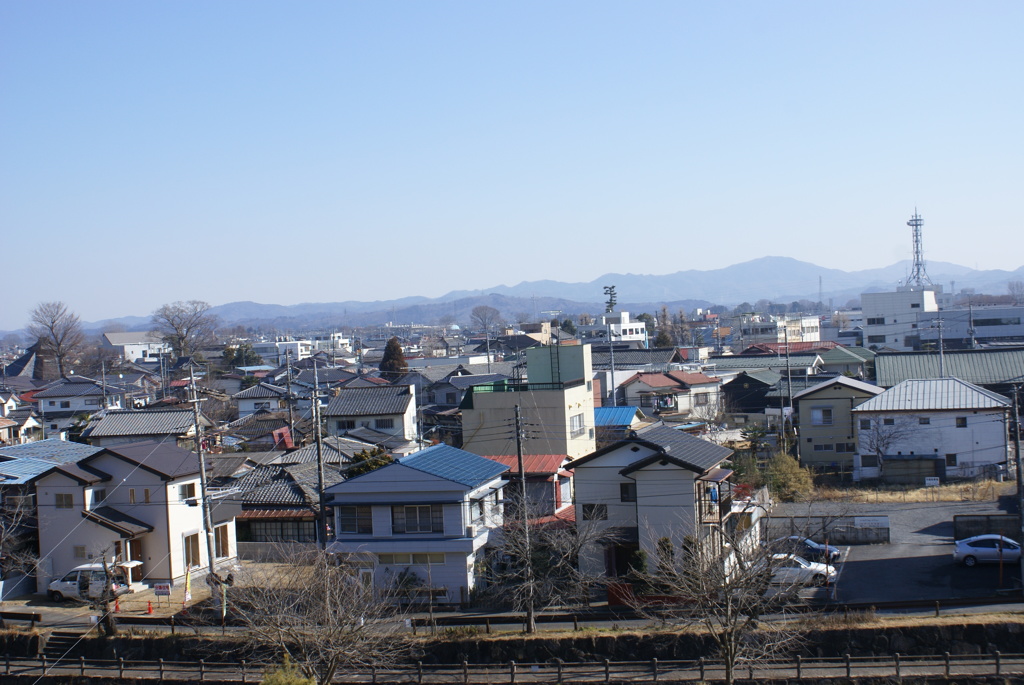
31,440,236,593
852,377,1010,483
325,444,507,605
570,424,753,580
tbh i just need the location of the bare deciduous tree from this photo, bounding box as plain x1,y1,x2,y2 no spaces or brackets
27,301,85,378
1008,281,1024,306
232,547,408,684
857,415,916,465
479,495,617,633
629,510,810,685
151,300,218,358
470,305,501,333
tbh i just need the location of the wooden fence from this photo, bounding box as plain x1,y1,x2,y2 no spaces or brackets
4,652,1022,682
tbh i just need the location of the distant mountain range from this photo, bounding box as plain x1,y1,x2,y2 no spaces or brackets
28,257,1024,334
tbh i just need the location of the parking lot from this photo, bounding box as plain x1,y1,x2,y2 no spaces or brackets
775,490,1023,605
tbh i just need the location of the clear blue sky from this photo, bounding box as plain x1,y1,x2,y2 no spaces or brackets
2,2,1021,329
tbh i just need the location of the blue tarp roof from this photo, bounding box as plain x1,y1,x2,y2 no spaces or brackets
594,406,641,427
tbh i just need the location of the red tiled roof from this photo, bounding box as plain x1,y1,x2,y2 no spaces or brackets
169,380,190,388
666,371,718,386
530,505,576,528
622,372,718,389
483,454,568,475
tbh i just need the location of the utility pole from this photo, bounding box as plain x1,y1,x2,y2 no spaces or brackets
1012,385,1023,590
285,349,295,436
514,404,535,633
937,318,946,378
188,367,221,597
784,326,794,456
313,363,328,549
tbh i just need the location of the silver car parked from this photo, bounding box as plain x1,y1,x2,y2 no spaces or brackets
953,534,1021,567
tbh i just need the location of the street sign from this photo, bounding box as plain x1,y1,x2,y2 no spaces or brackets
925,477,941,487
154,583,172,596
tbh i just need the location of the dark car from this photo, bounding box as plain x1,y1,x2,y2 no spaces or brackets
772,536,841,563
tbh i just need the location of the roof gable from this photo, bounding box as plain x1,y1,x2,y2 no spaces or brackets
853,377,1011,413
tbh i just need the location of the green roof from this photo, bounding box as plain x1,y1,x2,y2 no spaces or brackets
875,348,1024,388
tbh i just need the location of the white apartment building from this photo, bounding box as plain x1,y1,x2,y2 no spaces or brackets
578,311,649,345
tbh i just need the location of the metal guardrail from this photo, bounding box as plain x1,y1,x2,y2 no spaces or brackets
6,652,1024,682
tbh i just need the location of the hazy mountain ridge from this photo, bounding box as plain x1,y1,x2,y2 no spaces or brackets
11,257,1022,335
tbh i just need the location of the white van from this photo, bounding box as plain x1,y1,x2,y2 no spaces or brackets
48,562,136,603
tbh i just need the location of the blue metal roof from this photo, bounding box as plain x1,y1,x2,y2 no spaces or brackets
0,457,62,484
0,439,104,463
594,406,640,427
399,444,508,488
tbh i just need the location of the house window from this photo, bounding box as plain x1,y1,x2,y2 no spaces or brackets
811,408,833,426
48,401,55,407
73,545,87,559
184,533,201,568
861,454,879,468
956,417,967,428
813,444,835,452
883,418,895,426
391,504,443,534
582,504,608,520
249,521,316,542
919,417,930,425
336,420,355,430
866,318,885,325
619,482,637,502
85,398,102,406
179,483,196,501
946,453,958,467
55,493,74,509
639,395,653,408
859,419,871,430
910,303,921,309
375,418,395,430
867,335,886,344
60,401,71,409
569,413,586,437
378,553,444,565
93,489,106,505
144,489,151,504
339,505,373,534
253,402,271,411
215,524,230,558
129,489,136,504
694,393,709,406
835,443,856,453
445,392,457,405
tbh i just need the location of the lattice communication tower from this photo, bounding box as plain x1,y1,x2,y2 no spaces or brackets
906,209,932,287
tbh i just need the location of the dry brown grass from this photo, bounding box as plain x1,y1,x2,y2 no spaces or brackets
815,479,1009,504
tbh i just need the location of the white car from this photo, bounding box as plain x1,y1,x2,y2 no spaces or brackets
768,554,836,586
48,563,135,603
953,535,1021,567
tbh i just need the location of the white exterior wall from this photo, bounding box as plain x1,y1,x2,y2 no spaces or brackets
237,396,287,417
862,289,939,351
461,382,595,458
35,472,107,593
327,465,504,602
854,409,1008,480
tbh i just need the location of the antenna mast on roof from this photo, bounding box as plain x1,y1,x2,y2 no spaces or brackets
906,209,933,287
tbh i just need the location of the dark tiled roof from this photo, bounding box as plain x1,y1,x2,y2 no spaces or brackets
570,423,732,474
84,506,154,536
89,441,202,480
591,349,680,369
294,368,357,385
232,382,288,400
399,444,508,488
233,461,344,508
323,385,413,417
82,409,200,438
